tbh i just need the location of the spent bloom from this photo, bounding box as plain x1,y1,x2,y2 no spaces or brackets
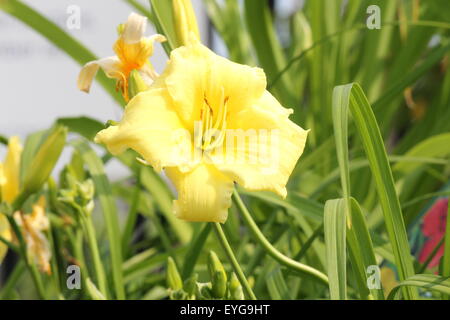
77,13,166,101
0,137,22,264
95,38,308,223
14,196,52,275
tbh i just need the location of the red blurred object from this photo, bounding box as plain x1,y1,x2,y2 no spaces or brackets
418,198,449,268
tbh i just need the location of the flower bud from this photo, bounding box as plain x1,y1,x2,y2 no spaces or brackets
183,273,198,299
172,0,200,46
22,126,67,199
228,272,244,300
197,282,212,299
128,70,149,100
207,250,227,298
166,257,183,291
77,179,94,205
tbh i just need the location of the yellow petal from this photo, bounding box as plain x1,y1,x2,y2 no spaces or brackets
165,164,233,223
156,42,266,130
0,163,6,189
0,214,11,264
77,56,122,93
121,13,147,44
29,196,49,231
2,136,22,203
213,91,308,198
95,88,192,172
208,47,266,115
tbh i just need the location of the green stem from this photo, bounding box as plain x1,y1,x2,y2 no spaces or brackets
212,222,257,300
81,214,108,298
6,214,46,299
232,190,329,285
0,261,25,298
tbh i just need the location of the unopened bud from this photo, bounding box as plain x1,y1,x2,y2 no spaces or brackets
172,0,200,46
167,257,183,291
228,272,244,300
183,273,198,298
22,126,67,198
128,70,149,99
208,251,227,298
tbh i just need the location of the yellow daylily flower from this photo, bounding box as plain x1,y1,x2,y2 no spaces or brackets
77,12,166,101
0,136,22,264
14,196,51,275
95,39,308,223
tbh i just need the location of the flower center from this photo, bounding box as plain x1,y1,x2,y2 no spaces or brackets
195,94,228,152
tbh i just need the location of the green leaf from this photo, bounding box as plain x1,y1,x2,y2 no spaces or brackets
266,266,292,300
204,0,254,65
86,278,107,300
243,0,295,106
72,139,125,299
387,275,450,300
181,223,212,278
238,189,323,222
332,83,418,299
140,168,192,244
324,198,347,300
57,117,105,141
393,133,450,174
149,0,177,53
346,198,384,300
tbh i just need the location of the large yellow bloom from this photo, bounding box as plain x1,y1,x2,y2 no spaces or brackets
77,13,166,101
95,40,308,223
0,136,22,263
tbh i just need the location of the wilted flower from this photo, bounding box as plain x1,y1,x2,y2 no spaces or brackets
77,13,166,101
14,196,52,275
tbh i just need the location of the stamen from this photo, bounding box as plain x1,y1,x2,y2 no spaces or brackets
197,90,229,152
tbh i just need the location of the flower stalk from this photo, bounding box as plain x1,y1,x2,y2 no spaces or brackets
212,222,257,300
232,190,329,286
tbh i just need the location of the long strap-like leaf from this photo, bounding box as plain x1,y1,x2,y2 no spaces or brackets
72,139,125,299
332,83,418,299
